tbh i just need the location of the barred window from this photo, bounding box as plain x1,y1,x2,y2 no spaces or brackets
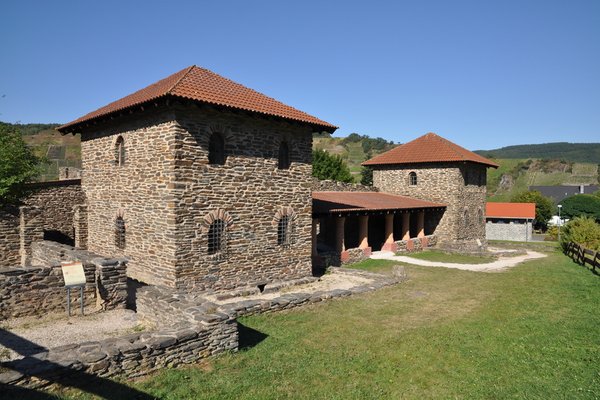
277,215,294,248
115,216,126,249
208,132,225,165
278,141,290,169
409,171,417,186
208,219,227,259
115,136,125,166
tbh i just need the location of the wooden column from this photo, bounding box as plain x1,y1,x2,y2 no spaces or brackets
311,218,318,256
382,213,398,252
402,213,410,240
417,211,425,238
335,216,346,253
358,215,369,249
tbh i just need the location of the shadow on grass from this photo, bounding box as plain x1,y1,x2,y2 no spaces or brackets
237,322,268,351
0,328,155,399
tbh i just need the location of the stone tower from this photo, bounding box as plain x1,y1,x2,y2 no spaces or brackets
58,65,336,291
363,133,498,251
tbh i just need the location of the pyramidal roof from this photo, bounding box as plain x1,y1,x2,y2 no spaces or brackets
362,132,498,168
58,65,337,133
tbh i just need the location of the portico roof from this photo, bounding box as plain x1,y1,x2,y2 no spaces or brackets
312,191,446,215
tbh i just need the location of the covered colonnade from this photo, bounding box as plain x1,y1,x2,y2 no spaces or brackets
312,192,446,266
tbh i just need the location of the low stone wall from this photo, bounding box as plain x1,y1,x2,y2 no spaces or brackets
341,247,370,265
1,267,403,389
395,234,437,252
1,318,237,388
0,241,127,320
311,178,378,192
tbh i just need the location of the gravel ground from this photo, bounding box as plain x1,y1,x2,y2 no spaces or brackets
0,309,139,362
206,273,375,304
371,249,547,272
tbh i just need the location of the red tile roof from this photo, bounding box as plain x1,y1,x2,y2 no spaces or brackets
362,132,499,168
312,191,446,214
486,202,536,219
58,66,337,133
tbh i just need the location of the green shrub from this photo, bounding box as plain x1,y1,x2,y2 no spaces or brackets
545,225,558,241
560,216,600,251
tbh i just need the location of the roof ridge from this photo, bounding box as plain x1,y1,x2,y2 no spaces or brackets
166,65,196,94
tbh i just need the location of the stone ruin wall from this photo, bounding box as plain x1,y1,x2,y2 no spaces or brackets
373,162,487,248
80,110,180,288
0,181,85,267
0,241,127,320
311,178,378,192
0,206,20,266
173,105,314,291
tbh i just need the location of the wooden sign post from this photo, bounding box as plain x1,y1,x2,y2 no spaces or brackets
61,261,86,316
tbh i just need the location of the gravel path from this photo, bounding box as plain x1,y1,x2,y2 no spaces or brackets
0,309,139,361
370,249,547,272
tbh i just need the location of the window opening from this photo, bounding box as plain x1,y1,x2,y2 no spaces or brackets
278,141,290,169
409,172,417,186
208,219,227,259
115,216,126,249
208,133,225,165
115,136,125,166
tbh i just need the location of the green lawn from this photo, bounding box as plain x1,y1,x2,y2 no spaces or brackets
52,248,600,399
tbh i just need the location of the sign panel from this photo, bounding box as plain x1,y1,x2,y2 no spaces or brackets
61,261,86,287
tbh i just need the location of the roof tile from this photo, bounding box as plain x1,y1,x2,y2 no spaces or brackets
58,66,337,133
313,191,446,214
363,132,498,168
486,202,536,219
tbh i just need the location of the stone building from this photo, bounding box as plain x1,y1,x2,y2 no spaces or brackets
363,133,498,251
58,65,336,291
485,202,535,242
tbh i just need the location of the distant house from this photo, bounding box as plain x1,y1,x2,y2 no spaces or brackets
485,202,536,242
529,185,599,203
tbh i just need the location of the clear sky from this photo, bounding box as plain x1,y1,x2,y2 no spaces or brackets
1,0,599,150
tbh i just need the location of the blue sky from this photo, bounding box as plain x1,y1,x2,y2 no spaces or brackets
1,0,598,150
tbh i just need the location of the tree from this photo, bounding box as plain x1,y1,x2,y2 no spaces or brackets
312,149,354,183
560,216,600,251
559,194,600,221
511,190,554,230
0,123,40,206
360,166,373,186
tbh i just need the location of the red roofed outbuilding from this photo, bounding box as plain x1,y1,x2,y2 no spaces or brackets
485,202,535,242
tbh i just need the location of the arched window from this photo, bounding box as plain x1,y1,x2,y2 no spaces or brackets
208,133,225,165
208,219,227,259
273,207,296,248
115,216,126,249
278,141,290,169
409,171,417,186
277,215,295,247
463,208,469,228
115,136,125,166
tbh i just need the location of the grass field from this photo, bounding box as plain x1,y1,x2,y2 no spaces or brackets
50,245,600,399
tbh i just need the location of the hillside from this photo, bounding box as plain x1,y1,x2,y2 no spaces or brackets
487,158,599,201
475,142,600,164
2,122,81,181
313,133,396,181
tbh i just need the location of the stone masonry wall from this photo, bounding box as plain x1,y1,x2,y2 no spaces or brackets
23,180,85,243
0,241,127,319
373,162,487,248
79,103,316,291
172,104,314,291
486,220,532,242
80,110,180,287
311,178,378,192
0,206,20,266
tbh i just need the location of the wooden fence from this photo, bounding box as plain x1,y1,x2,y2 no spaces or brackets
565,242,600,272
